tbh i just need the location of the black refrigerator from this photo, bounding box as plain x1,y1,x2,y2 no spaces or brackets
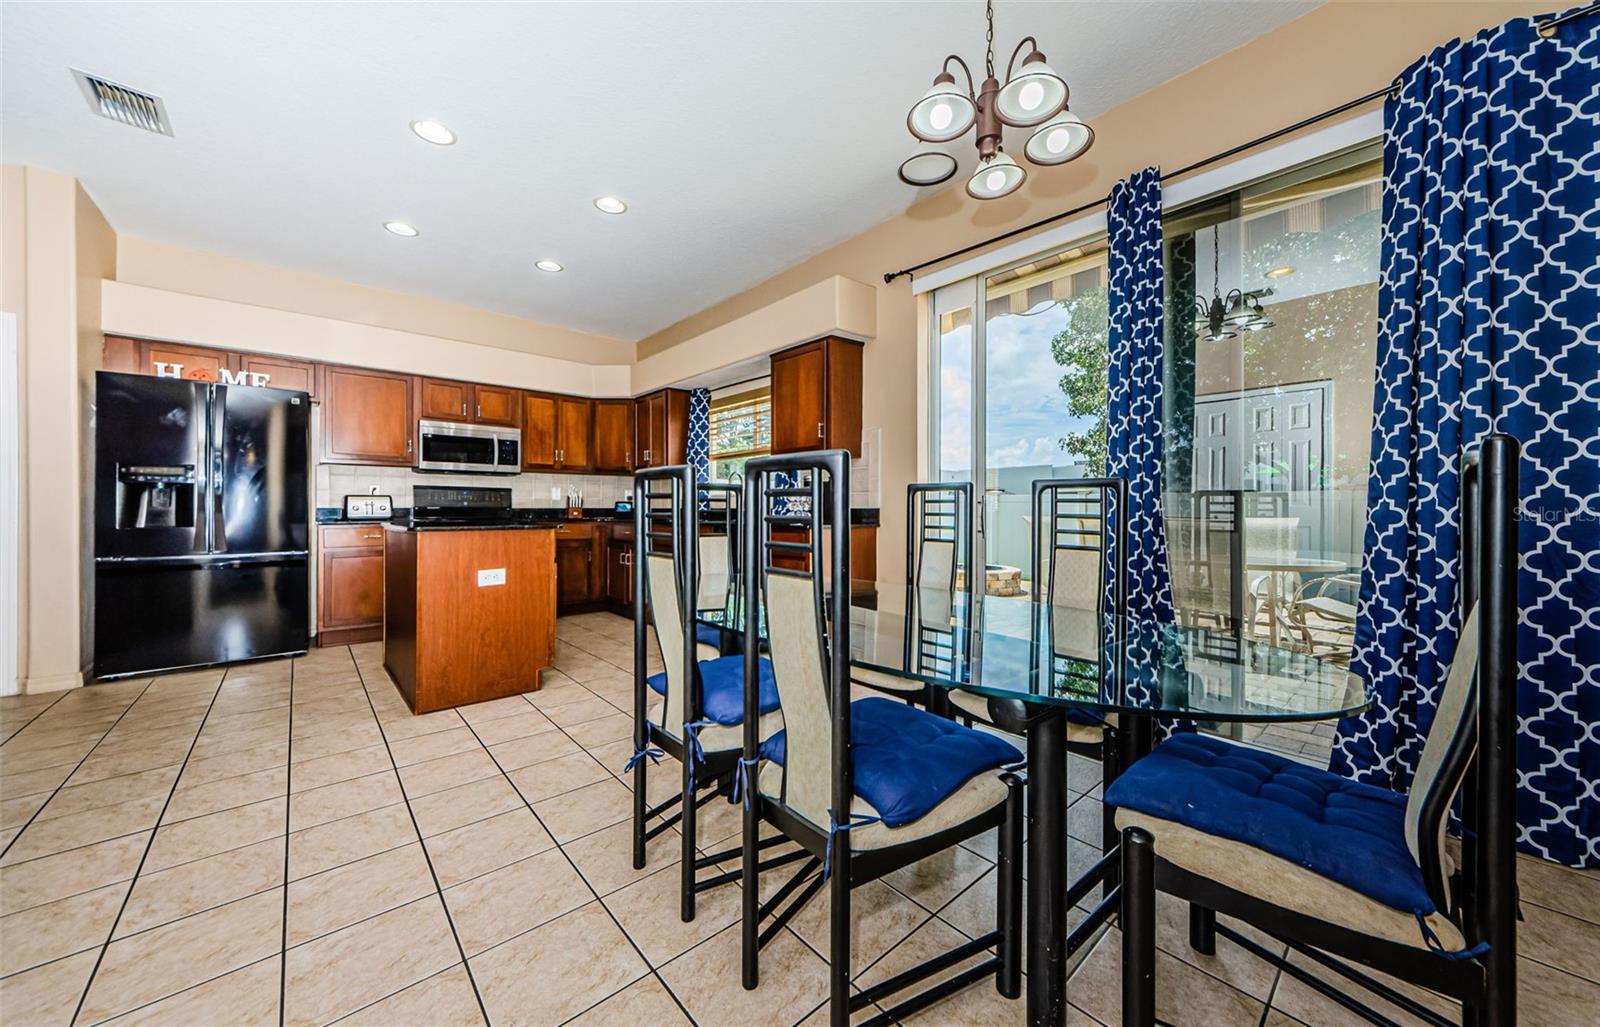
94,371,311,679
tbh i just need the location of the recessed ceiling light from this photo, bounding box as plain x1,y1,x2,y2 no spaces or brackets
535,259,564,273
409,120,456,145
384,221,419,237
593,196,628,215
1265,265,1296,279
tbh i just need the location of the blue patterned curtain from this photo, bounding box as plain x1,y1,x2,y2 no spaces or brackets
688,388,711,482
1106,167,1177,623
1332,12,1599,868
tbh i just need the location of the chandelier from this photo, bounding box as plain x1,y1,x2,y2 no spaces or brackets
1194,230,1274,341
898,0,1094,199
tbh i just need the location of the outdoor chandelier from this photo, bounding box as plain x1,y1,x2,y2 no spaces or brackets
897,0,1094,199
1194,231,1275,341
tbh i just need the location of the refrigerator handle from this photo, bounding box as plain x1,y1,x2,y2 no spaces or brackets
210,384,227,554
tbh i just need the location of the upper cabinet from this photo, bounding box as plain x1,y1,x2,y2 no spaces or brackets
634,389,689,469
522,394,591,471
103,336,317,398
319,365,416,466
417,378,523,428
592,399,634,474
770,336,863,456
239,354,316,397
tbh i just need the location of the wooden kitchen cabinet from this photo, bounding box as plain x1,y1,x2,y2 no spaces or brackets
604,524,635,612
592,399,634,473
552,522,599,610
770,336,864,456
472,384,522,428
319,365,416,465
523,393,592,471
417,377,473,421
633,388,690,468
556,397,593,471
318,524,386,646
239,353,316,397
139,339,238,382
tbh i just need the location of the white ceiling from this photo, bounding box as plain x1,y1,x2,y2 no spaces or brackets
2,1,1317,342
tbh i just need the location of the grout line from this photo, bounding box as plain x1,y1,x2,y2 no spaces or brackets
68,671,229,1027
345,647,494,1027
453,690,698,1027
0,681,157,865
278,658,295,1027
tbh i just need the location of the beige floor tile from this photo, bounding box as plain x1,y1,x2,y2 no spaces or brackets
603,860,743,965
469,709,557,746
507,750,611,804
410,774,523,837
34,765,180,823
116,836,285,937
176,740,288,787
1152,897,1285,1002
287,801,416,880
288,769,404,831
0,738,97,775
1070,928,1263,1027
457,695,538,725
1520,900,1600,984
859,917,1022,1026
487,728,582,771
425,808,557,889
1519,854,1600,928
1,795,165,865
388,725,484,767
568,974,691,1027
163,764,287,824
1267,946,1455,1027
286,840,436,945
791,879,933,977
289,744,392,793
99,955,281,1027
444,847,592,955
545,697,621,728
398,748,501,798
290,721,386,763
661,922,830,1027
0,880,128,976
563,819,680,897
883,844,995,914
78,888,283,1023
0,949,99,1027
144,796,286,872
566,713,635,748
523,679,594,711
338,963,486,1027
471,901,649,1025
0,763,76,801
1517,954,1600,1027
283,894,461,1027
532,778,634,842
0,831,148,915
377,708,465,742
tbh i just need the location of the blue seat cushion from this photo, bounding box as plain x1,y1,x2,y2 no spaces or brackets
1104,731,1434,916
696,622,741,652
760,696,1021,828
645,655,780,726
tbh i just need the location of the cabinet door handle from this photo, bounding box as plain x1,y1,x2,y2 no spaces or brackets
461,402,467,416
362,532,382,540
476,403,482,419
817,422,825,439
406,438,413,454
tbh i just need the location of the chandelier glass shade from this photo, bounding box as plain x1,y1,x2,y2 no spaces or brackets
899,144,960,186
1194,229,1275,341
899,1,1093,199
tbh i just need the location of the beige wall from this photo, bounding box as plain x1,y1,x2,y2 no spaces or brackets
0,166,110,693
116,236,634,366
634,1,1547,588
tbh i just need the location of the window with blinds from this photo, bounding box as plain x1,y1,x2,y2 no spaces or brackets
708,386,771,479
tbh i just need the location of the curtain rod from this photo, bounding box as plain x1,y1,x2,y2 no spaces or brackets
881,80,1398,285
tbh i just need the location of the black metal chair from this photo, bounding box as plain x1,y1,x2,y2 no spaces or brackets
1114,434,1521,1026
851,482,975,708
738,451,1024,1026
628,465,799,922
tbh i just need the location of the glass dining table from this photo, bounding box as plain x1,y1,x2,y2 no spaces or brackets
701,581,1368,1027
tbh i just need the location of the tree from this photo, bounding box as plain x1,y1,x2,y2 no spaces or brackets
1050,286,1111,475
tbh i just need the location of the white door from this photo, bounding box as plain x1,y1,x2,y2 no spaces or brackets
1194,382,1331,553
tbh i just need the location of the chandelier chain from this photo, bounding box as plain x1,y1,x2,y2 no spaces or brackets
984,0,995,80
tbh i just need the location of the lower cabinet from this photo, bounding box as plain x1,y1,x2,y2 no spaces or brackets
553,522,600,612
318,524,387,645
604,526,635,612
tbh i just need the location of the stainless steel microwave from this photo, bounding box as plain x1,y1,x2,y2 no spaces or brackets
415,419,521,475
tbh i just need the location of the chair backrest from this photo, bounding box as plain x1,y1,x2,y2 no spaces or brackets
906,483,973,595
742,450,851,831
634,465,699,738
1404,605,1480,913
1032,478,1127,665
697,483,740,611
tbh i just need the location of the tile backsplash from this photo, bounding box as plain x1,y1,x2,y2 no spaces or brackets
850,426,882,510
317,463,633,510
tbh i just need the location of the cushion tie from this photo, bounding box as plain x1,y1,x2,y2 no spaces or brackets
823,810,883,880
1415,913,1491,961
731,755,761,810
683,718,716,792
623,745,665,774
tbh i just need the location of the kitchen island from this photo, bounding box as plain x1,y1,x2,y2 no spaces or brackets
383,523,556,713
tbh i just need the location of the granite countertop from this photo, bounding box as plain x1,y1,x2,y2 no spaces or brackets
382,522,560,532
318,506,879,527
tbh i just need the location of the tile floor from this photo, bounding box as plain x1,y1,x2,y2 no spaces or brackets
2,611,1597,1026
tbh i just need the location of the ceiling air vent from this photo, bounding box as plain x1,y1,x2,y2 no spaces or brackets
72,70,173,136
